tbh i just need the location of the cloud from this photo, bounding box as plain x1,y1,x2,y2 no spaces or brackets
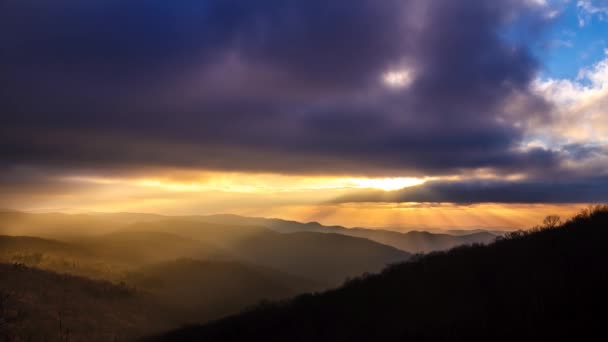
332,177,608,204
577,1,608,16
545,39,574,48
0,0,559,180
532,53,608,147
577,0,608,26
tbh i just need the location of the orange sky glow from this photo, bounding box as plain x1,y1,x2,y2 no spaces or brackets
3,171,588,231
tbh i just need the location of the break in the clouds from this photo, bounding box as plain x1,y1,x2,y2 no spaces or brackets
578,0,608,26
1,0,607,205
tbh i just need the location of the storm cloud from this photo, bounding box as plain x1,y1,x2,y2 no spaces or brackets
332,178,608,204
0,0,562,179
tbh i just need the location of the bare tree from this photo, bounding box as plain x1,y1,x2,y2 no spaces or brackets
543,215,561,228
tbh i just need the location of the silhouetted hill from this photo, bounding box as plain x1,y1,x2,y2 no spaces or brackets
148,207,608,341
123,219,410,286
198,214,496,253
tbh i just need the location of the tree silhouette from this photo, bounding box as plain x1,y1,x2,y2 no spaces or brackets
543,215,561,228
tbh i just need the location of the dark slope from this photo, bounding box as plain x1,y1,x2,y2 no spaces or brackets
126,259,321,323
227,231,410,286
124,219,410,286
198,214,497,253
0,263,168,341
149,207,608,341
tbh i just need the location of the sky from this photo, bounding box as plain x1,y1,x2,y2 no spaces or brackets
1,0,607,230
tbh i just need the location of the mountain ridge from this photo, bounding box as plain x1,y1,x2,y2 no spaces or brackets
195,214,497,253
146,206,608,341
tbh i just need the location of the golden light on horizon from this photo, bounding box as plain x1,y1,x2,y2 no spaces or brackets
64,173,427,193
3,171,586,231
345,177,425,191
234,202,587,231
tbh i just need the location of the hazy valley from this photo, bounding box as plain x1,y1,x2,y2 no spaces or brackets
0,210,499,340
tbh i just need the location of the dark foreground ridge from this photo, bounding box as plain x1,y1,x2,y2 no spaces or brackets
146,206,608,341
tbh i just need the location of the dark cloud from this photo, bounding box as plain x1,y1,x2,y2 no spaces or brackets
1,0,557,177
561,143,607,161
332,178,608,204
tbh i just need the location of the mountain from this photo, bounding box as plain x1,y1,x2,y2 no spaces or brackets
79,230,226,265
1,217,409,288
124,219,410,286
0,263,168,341
196,214,497,253
0,235,122,281
126,259,321,323
0,252,323,339
224,231,409,286
1,211,498,254
0,232,227,281
148,206,608,341
445,228,505,236
2,211,494,286
0,235,86,257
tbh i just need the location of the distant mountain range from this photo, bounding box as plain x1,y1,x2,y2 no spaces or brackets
123,218,410,286
0,210,501,284
192,214,499,253
0,210,506,340
148,207,608,341
0,210,500,254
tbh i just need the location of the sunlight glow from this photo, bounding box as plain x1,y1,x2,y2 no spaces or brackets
382,69,414,88
16,174,584,230
65,173,426,193
32,173,584,231
346,177,425,191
